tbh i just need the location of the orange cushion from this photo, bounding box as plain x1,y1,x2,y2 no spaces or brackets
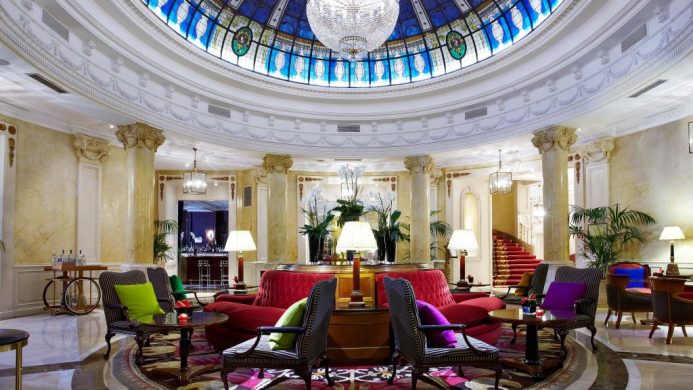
514,272,534,296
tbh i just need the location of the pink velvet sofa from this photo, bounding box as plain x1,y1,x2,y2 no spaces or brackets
203,270,334,350
375,270,505,344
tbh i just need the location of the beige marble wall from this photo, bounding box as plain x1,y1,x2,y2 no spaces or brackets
236,169,258,261
100,147,128,263
610,117,693,265
491,182,517,236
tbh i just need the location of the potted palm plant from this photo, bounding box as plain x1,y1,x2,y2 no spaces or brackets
300,189,334,263
153,219,178,266
569,204,655,276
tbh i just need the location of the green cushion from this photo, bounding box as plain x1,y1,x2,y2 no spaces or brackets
169,275,187,300
268,298,307,350
114,282,165,322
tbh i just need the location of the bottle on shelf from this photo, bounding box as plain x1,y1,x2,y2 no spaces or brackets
78,250,86,266
51,252,57,266
58,249,65,264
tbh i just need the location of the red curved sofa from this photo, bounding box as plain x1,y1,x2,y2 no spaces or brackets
375,270,505,344
203,270,334,350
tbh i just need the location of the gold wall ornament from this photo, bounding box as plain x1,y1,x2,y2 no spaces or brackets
116,123,165,152
8,138,15,167
531,126,578,154
404,155,434,175
72,134,111,163
158,175,183,200
262,154,293,174
445,171,471,197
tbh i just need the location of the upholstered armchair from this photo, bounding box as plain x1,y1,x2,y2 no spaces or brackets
99,270,166,365
220,278,337,390
509,263,549,343
543,266,601,352
502,263,549,306
604,273,652,328
608,262,651,288
649,277,693,344
383,277,501,389
146,267,177,312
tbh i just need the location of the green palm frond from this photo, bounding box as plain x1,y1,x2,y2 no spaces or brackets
153,220,178,265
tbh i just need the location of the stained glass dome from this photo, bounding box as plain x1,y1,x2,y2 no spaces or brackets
141,0,564,88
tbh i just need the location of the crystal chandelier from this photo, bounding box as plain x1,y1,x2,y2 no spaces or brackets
183,148,207,195
489,149,512,194
306,0,400,61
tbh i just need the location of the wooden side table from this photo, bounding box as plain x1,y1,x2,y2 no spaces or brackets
327,303,391,366
0,329,30,390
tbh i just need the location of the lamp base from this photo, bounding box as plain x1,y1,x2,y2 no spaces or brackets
666,262,680,276
349,290,366,308
348,301,366,308
233,281,247,290
456,280,470,288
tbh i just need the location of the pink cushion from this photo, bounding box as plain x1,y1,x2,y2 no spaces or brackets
416,300,456,348
542,282,588,310
252,271,334,309
376,271,455,307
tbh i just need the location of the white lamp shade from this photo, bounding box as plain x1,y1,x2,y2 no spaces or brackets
336,221,378,252
225,230,257,252
447,229,479,251
659,226,685,241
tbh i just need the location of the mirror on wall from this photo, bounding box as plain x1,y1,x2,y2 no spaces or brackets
178,200,229,253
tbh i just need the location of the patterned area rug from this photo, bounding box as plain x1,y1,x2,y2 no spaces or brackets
104,326,581,389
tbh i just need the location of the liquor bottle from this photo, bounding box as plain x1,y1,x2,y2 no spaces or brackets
58,249,65,264
51,252,57,266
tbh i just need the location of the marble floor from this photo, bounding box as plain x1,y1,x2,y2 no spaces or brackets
0,309,691,389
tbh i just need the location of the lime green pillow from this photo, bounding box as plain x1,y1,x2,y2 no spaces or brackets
268,298,307,350
114,282,165,322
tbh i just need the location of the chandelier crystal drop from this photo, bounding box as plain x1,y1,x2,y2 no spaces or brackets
489,149,512,194
183,148,207,195
306,0,400,61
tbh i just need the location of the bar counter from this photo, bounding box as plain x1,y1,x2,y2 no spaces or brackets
178,253,229,284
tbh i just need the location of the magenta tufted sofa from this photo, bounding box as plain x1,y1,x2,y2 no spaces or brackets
204,270,334,350
375,270,505,345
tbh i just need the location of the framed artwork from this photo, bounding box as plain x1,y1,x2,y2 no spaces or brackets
689,121,693,154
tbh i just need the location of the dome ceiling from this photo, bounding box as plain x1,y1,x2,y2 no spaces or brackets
140,0,564,88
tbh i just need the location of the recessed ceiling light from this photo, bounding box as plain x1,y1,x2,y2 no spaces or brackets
0,59,9,66
576,128,582,132
185,163,190,168
109,124,115,129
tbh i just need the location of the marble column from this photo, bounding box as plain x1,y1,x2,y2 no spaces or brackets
405,155,433,263
531,126,577,264
116,123,165,264
263,154,293,262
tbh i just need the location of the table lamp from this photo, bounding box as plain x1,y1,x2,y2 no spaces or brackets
336,221,377,307
448,229,479,288
659,226,685,276
225,230,256,291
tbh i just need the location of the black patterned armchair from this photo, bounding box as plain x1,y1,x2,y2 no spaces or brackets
220,277,337,390
98,270,166,365
383,276,501,389
146,267,177,312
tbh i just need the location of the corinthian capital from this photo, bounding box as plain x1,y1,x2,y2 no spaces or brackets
73,134,111,163
531,126,577,154
262,154,293,174
116,123,165,152
404,155,434,174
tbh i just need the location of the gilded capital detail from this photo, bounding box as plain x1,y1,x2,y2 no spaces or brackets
116,123,165,152
579,137,615,162
404,155,433,174
262,154,293,174
531,126,577,154
73,134,111,163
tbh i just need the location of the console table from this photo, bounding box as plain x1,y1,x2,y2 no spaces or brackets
327,303,391,366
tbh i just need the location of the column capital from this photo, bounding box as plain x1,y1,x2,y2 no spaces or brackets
404,155,434,174
72,134,111,163
262,154,293,174
116,123,165,152
531,126,577,154
578,137,615,162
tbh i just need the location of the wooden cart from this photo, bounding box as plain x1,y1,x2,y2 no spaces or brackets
42,264,107,315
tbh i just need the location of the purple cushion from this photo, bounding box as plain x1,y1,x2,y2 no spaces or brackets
542,282,588,310
613,267,646,288
416,300,456,348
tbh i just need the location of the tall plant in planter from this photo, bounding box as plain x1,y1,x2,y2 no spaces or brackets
333,166,365,227
369,192,408,262
300,189,334,263
153,219,178,265
569,204,655,276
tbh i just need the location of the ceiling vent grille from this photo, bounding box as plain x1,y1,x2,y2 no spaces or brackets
26,73,68,93
334,158,362,162
621,24,647,53
208,104,231,118
628,79,667,98
464,107,487,120
41,10,69,41
337,124,361,133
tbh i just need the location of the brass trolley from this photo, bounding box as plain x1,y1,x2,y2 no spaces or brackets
42,264,107,315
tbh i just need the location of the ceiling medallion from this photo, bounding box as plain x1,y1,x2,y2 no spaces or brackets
306,0,400,61
232,27,253,57
446,31,467,60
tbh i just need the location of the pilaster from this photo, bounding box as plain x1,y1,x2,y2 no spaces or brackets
405,156,433,263
263,155,293,262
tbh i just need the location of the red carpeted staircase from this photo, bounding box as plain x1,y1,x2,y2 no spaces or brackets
493,232,542,286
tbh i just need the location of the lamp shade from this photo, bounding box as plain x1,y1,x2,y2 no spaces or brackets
225,230,257,252
336,221,377,252
659,226,685,241
447,229,479,251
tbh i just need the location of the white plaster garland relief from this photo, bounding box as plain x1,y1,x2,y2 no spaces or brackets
0,0,690,156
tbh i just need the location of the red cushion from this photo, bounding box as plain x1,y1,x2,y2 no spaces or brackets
252,271,334,309
438,303,489,326
679,292,693,300
204,301,285,332
376,271,455,308
463,321,502,345
452,292,489,302
458,296,505,312
214,294,257,304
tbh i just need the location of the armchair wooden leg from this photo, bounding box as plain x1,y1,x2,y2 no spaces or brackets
511,324,518,344
616,311,623,329
457,366,464,377
649,321,659,339
681,325,688,337
411,371,420,390
666,323,675,344
103,332,115,360
631,312,637,324
494,361,502,390
258,368,264,379
387,351,400,385
322,352,334,386
134,332,145,366
296,367,312,390
604,309,612,326
587,325,598,351
220,363,231,390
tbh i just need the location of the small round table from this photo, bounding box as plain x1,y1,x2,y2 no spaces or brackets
489,308,575,379
140,311,228,385
0,329,30,390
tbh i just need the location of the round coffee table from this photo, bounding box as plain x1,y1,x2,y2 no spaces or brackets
140,311,228,385
489,308,575,379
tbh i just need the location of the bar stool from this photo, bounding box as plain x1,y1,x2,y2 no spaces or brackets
0,329,29,390
198,259,211,287
219,259,229,287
